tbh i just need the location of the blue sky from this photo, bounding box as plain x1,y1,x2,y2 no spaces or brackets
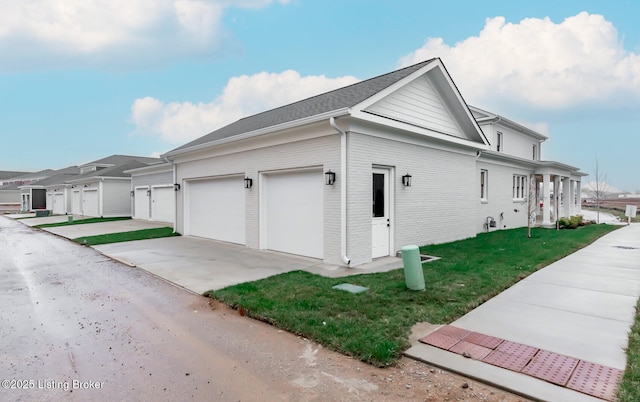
1,0,639,191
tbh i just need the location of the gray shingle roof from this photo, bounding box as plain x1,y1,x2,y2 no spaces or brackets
169,59,436,153
67,160,151,182
79,154,161,167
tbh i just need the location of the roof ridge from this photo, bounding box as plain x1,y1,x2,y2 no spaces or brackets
235,58,437,123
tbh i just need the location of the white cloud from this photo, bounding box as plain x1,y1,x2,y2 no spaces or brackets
399,12,640,109
0,0,287,70
131,70,359,143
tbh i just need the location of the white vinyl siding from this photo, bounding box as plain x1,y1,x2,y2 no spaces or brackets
102,181,133,217
365,75,464,138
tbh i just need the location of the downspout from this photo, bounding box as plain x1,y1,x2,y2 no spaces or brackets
330,116,351,266
163,156,178,234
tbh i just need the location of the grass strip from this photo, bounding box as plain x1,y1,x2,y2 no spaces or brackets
207,225,618,367
35,216,131,228
73,227,179,246
618,298,640,402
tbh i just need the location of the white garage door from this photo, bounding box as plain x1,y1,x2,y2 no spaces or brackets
83,189,99,217
72,191,82,215
53,193,65,215
262,169,323,259
134,187,150,220
187,177,245,244
152,186,174,223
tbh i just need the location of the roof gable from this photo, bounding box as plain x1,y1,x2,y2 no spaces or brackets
166,59,437,155
353,59,488,146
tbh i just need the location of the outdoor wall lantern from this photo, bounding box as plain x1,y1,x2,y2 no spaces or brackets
244,177,253,189
402,173,412,187
130,190,134,197
146,189,151,196
324,170,336,185
174,183,181,191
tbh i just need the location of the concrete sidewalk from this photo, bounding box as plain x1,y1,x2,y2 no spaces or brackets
405,223,640,401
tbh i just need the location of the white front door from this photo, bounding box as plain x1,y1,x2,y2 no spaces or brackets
372,168,391,258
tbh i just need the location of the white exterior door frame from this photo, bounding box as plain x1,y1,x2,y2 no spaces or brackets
371,166,394,258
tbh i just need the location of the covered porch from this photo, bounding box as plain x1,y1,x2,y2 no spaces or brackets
533,163,587,227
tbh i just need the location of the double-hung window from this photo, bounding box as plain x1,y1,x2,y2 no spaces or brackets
480,170,488,201
513,175,526,200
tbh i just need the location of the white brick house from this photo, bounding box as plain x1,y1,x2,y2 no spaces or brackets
471,106,585,232
164,58,584,267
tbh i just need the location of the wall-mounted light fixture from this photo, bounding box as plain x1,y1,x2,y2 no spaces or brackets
174,183,181,191
244,177,253,189
324,170,336,185
130,190,134,197
84,184,89,188
402,173,412,187
146,189,151,196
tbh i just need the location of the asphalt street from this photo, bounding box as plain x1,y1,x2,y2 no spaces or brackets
0,217,524,402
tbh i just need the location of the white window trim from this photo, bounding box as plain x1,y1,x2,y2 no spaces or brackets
480,170,488,203
513,174,526,201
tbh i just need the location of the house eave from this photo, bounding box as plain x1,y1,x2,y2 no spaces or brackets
164,108,351,159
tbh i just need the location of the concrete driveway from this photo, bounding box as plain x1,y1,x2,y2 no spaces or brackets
94,236,403,294
17,215,403,294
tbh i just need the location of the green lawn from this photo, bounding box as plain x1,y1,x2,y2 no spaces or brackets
618,297,640,402
73,227,179,246
207,225,618,368
34,216,131,228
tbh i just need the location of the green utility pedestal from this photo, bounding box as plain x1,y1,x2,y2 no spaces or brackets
401,245,425,291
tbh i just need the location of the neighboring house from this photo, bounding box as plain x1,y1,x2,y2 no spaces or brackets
125,162,175,223
164,58,493,267
0,171,31,209
18,167,80,212
471,106,585,230
39,167,82,214
65,155,161,218
14,169,57,211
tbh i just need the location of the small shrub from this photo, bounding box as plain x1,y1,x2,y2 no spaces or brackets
559,215,584,229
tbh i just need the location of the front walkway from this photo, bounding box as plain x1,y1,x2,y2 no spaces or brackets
405,224,640,401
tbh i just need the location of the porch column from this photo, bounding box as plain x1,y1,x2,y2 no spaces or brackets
576,181,582,214
542,174,551,225
562,177,571,218
569,180,576,216
554,175,561,223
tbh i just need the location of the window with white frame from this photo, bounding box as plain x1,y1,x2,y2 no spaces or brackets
480,170,488,201
496,132,503,152
513,175,526,200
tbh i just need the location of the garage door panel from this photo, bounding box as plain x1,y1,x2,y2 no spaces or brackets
53,194,65,214
134,188,150,220
188,177,245,245
152,186,173,223
83,189,99,217
264,170,323,259
72,191,82,215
